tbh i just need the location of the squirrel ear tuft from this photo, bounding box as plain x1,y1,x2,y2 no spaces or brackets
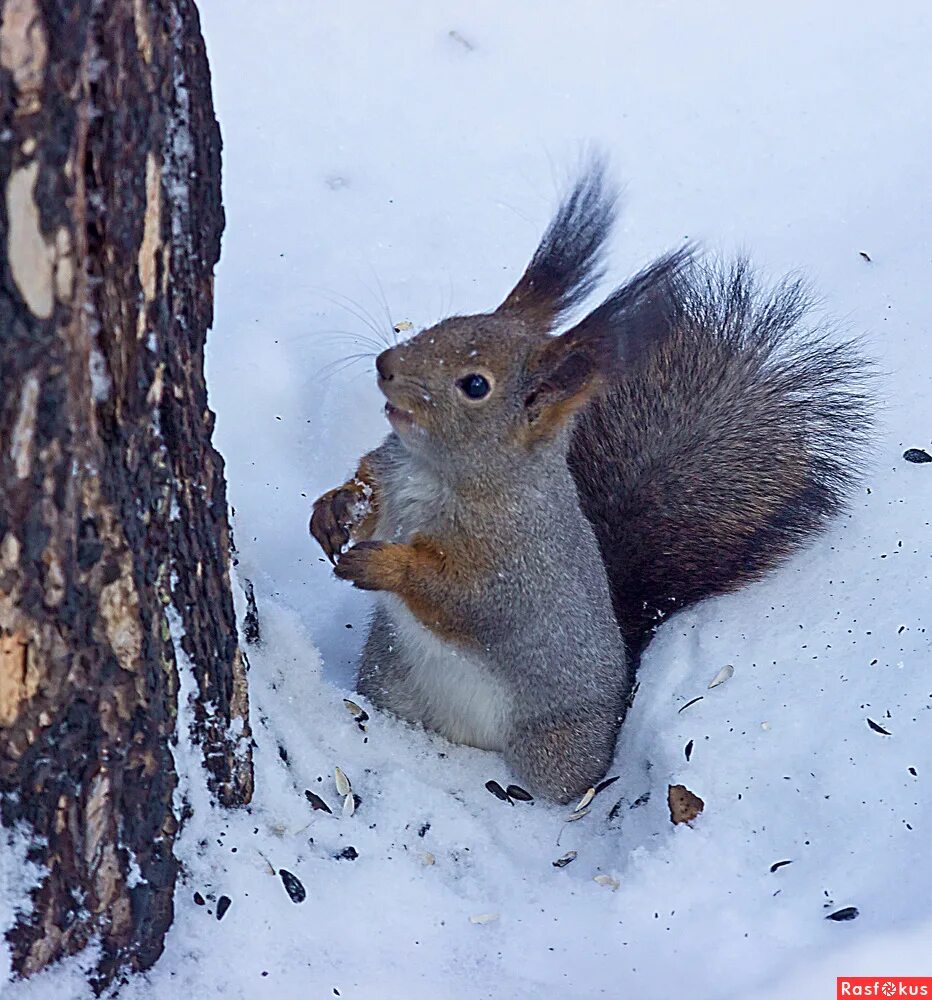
497,157,617,329
560,246,694,370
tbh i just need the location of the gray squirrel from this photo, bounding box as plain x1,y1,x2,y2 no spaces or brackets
310,162,872,803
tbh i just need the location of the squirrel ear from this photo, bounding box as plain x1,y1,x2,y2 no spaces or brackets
521,335,605,442
558,246,694,368
497,158,617,329
520,247,695,444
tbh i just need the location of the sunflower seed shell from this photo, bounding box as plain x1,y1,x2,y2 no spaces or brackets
552,851,577,868
574,787,596,812
708,664,734,689
334,766,352,796
593,874,619,891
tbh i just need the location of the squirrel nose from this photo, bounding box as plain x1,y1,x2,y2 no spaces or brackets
376,350,394,381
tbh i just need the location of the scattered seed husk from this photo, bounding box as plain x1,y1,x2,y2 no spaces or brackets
593,874,619,891
761,721,771,731
485,780,510,803
335,846,358,861
684,739,694,762
393,320,413,333
678,696,704,714
595,775,620,795
826,906,859,921
630,791,650,810
421,852,436,866
343,699,369,725
342,792,355,817
305,790,333,814
566,806,590,822
334,766,352,796
469,912,499,924
668,784,704,825
552,851,577,868
903,448,932,464
574,787,596,812
867,718,891,735
505,784,534,802
770,860,793,873
859,251,872,262
193,891,205,906
216,895,231,921
278,869,306,904
708,664,734,689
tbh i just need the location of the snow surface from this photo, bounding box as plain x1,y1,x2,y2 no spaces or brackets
4,1,932,998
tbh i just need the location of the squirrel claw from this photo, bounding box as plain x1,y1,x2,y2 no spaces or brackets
310,486,357,562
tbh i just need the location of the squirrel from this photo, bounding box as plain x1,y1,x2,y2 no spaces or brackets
310,161,872,803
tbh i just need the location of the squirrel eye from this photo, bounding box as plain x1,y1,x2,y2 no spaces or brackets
457,373,491,400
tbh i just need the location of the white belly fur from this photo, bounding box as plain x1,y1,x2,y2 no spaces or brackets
382,594,510,751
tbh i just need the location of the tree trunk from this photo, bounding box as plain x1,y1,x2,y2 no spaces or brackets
0,0,251,987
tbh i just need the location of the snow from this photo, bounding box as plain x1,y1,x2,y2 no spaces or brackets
0,827,46,983
88,345,112,403
4,1,932,997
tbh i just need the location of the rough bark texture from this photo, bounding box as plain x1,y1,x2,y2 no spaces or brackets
0,0,252,988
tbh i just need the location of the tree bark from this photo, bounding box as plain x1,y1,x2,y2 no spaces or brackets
0,0,251,987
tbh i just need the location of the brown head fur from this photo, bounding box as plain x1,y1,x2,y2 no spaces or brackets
373,162,691,489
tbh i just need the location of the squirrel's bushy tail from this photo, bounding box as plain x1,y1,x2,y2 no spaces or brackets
570,258,874,650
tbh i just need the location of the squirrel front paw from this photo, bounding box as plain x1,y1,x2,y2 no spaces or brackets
310,481,371,563
334,541,398,591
